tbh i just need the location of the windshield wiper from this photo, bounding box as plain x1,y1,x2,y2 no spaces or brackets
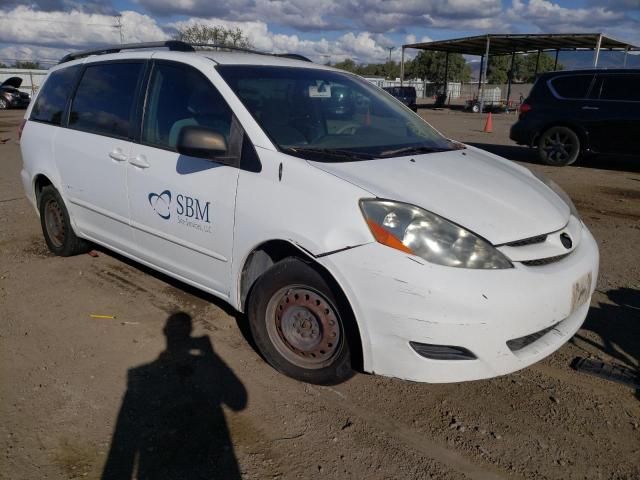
286,147,375,161
378,145,454,158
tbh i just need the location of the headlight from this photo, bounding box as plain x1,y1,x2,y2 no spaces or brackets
360,199,513,269
530,170,580,219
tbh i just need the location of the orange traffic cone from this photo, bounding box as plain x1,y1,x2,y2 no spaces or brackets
483,112,493,133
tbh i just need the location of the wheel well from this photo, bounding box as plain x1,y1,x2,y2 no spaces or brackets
34,174,53,205
534,123,589,151
240,240,364,371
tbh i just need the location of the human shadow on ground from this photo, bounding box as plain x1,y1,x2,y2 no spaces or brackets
102,312,247,479
573,288,640,399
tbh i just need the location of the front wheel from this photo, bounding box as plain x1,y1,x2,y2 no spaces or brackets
0,98,7,110
538,126,580,166
247,257,354,385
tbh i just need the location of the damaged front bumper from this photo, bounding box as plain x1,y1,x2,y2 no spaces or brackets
317,227,599,383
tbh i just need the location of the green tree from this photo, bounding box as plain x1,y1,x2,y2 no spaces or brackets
408,51,471,83
174,24,252,48
487,55,512,84
13,60,41,69
333,58,358,73
517,52,561,82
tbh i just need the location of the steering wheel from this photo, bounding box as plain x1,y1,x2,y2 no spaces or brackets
336,123,361,135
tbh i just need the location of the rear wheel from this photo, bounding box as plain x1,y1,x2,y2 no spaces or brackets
0,98,7,110
39,185,89,256
248,257,353,385
538,126,580,166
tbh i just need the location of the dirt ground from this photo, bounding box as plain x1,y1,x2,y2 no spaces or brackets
1,107,639,480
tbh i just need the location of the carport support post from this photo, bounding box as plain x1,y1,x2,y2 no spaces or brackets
554,49,560,70
593,34,602,67
506,51,515,106
534,49,541,77
444,52,449,97
477,55,484,95
400,46,405,87
479,35,490,114
623,46,629,67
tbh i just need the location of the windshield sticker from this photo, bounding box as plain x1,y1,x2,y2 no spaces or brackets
309,82,331,98
148,189,212,234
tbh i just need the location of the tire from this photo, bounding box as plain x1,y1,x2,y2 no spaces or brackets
471,103,480,113
538,126,580,166
0,97,7,110
247,257,354,385
38,185,89,256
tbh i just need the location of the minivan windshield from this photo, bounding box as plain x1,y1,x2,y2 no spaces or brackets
217,65,456,161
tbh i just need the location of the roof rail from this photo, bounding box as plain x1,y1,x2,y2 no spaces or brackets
58,40,313,64
188,43,312,62
58,41,194,63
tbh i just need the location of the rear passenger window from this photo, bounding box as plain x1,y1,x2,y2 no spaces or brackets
142,63,232,150
69,62,143,138
550,75,593,99
592,74,640,102
30,65,80,125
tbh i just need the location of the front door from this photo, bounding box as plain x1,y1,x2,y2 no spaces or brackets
126,61,239,298
54,61,145,253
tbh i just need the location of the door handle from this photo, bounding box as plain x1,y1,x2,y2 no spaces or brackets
108,149,128,162
129,154,150,169
582,106,599,110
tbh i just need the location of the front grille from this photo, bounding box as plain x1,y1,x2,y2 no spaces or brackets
504,234,548,247
521,253,570,267
507,323,558,352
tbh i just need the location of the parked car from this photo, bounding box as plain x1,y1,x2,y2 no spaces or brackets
510,69,640,166
382,86,417,111
0,77,31,109
20,42,598,385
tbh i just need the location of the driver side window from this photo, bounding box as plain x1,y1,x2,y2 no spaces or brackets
142,63,233,151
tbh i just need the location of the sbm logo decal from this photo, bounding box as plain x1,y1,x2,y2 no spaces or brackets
148,189,212,233
148,190,172,220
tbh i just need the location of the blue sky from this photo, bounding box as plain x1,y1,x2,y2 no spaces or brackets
1,0,639,66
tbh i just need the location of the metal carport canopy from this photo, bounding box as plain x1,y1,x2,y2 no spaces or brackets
402,33,638,56
400,33,639,111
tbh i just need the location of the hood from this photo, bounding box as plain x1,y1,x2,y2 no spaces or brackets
309,146,569,245
1,77,22,89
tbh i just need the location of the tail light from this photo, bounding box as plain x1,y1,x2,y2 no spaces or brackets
519,103,532,114
18,119,26,141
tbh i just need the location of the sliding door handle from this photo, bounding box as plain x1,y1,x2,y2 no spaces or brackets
108,149,128,162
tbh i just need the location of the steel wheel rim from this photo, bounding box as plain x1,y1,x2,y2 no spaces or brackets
0,98,6,109
542,131,576,163
44,198,66,248
265,286,342,369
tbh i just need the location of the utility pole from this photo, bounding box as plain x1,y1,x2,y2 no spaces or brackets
387,46,395,63
115,15,124,44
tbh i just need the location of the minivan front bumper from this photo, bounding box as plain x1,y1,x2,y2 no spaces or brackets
318,226,599,383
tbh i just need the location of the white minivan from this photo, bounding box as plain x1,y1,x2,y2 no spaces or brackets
20,41,599,385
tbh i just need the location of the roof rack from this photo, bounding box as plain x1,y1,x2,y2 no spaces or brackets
59,40,312,64
59,40,194,63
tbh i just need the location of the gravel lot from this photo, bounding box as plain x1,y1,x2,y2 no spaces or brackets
1,107,639,480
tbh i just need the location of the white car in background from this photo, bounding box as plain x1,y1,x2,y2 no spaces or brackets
19,41,599,385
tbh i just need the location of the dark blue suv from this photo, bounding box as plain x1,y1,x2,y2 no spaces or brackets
510,69,640,166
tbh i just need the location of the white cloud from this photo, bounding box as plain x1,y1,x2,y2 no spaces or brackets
0,7,407,65
507,0,629,31
0,6,166,50
170,17,394,63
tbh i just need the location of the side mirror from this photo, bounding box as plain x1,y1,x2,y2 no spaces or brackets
177,126,234,164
